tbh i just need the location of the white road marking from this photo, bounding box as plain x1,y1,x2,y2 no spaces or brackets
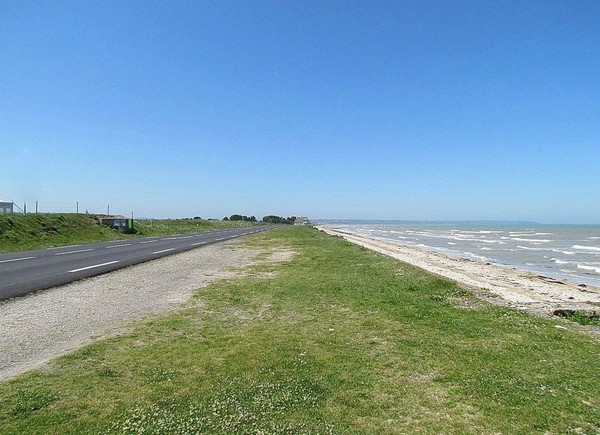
106,244,131,249
140,240,158,244
191,242,206,246
55,249,94,256
0,256,36,264
179,236,193,239
151,248,175,254
47,244,81,250
68,261,119,273
163,237,180,240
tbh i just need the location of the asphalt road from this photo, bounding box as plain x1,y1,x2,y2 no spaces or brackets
0,226,275,301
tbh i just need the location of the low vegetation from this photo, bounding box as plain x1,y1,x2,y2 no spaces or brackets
1,227,599,433
262,215,297,224
133,217,255,237
0,214,257,253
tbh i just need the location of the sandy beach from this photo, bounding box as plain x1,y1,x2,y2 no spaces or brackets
318,226,600,320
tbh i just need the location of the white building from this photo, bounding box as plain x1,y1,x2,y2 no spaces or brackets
294,217,310,226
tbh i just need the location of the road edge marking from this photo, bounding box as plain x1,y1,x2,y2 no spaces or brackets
151,248,175,254
68,260,119,273
0,256,36,264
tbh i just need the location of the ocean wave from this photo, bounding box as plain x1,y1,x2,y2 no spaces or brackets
464,252,490,262
516,245,545,251
549,249,576,255
511,237,553,243
550,258,570,265
577,264,600,274
572,245,600,252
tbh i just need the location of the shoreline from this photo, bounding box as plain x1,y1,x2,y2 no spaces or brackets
317,226,600,318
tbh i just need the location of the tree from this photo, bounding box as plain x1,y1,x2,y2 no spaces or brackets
262,215,294,224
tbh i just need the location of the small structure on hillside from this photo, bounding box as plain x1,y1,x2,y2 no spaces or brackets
0,201,13,215
100,215,134,233
294,217,311,226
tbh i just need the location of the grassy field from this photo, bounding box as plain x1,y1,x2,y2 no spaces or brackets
0,214,257,253
1,227,599,433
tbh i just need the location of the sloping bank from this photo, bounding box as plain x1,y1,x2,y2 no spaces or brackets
0,226,599,434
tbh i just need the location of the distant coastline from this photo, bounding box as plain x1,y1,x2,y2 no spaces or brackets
317,219,599,227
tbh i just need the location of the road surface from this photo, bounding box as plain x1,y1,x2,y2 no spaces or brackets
0,226,274,301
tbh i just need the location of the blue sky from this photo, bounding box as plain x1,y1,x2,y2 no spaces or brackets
1,1,599,223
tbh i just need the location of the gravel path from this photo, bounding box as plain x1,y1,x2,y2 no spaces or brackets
0,240,262,381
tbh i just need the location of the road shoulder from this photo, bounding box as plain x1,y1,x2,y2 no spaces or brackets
0,240,263,381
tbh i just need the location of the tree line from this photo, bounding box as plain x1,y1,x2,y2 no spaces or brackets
223,214,296,224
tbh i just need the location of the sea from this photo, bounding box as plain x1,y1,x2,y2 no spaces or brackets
321,221,600,287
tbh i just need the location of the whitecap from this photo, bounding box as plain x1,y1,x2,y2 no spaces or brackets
577,264,600,274
517,245,545,251
464,252,490,262
549,249,576,255
572,245,600,252
550,258,570,265
511,237,552,243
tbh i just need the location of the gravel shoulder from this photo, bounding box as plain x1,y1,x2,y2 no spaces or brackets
0,240,266,381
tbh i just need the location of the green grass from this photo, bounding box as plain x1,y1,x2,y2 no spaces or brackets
555,310,600,327
0,214,258,253
133,218,256,237
1,227,599,434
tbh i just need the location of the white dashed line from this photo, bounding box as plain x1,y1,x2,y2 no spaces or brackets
55,249,94,256
106,244,131,249
68,261,119,273
47,244,81,250
140,240,158,244
151,248,175,254
0,256,36,264
191,242,206,246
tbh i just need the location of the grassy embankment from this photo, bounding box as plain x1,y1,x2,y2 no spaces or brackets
0,214,257,253
1,226,599,433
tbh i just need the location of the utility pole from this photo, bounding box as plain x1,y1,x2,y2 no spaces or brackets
23,202,26,215
35,201,38,214
107,205,110,216
76,202,79,214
